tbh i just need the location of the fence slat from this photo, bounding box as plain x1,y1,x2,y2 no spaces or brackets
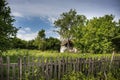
31,57,34,79
58,58,61,80
7,57,10,80
12,64,15,80
0,57,3,80
18,57,22,80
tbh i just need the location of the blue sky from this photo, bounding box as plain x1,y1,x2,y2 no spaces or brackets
7,0,120,41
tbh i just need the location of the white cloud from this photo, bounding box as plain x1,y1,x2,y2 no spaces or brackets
24,27,31,32
12,12,24,17
17,27,59,41
8,0,120,21
17,27,38,41
18,29,26,34
17,32,37,41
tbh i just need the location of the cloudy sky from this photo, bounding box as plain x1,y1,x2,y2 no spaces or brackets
7,0,120,41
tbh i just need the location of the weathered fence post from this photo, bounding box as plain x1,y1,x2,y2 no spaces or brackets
58,58,61,80
0,57,3,80
12,64,15,80
7,57,10,80
18,57,22,80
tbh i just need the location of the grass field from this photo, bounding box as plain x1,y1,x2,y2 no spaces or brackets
3,49,120,58
2,49,120,63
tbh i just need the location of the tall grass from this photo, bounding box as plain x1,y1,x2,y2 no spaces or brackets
2,49,120,63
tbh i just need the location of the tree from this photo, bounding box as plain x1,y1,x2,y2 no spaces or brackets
54,9,86,49
26,40,37,49
0,0,17,54
73,15,118,53
34,29,46,50
13,38,27,49
112,19,120,52
45,37,60,51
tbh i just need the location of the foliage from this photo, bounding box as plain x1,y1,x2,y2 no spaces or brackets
2,49,120,63
11,36,60,51
54,9,76,39
72,15,119,53
0,0,17,54
26,40,37,49
112,20,120,52
54,9,86,49
62,71,118,80
45,37,60,51
33,29,61,51
34,29,46,50
12,38,27,49
54,9,120,53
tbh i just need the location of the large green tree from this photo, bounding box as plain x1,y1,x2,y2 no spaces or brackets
34,29,46,50
0,0,17,54
73,15,119,53
54,9,86,48
45,37,60,51
13,38,27,49
112,19,120,52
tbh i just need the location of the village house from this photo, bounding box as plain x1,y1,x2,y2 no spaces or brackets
60,40,77,53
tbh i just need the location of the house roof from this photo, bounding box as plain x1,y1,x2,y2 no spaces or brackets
61,40,68,46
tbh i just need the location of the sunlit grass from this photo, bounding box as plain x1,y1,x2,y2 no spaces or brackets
2,49,116,63
3,49,120,59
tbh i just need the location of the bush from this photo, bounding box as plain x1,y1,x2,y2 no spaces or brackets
61,71,118,80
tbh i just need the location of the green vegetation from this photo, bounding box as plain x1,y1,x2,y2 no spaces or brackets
33,29,60,51
0,0,120,54
0,0,120,80
73,15,120,53
34,29,46,50
54,9,120,53
2,49,120,63
62,71,120,80
0,0,18,54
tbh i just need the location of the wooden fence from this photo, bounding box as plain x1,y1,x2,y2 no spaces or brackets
0,56,120,80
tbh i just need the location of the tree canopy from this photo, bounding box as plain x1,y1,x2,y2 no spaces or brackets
54,9,120,53
54,9,86,49
34,29,46,50
0,0,17,54
73,15,119,53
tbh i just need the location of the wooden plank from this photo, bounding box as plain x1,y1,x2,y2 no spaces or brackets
65,57,68,73
76,58,79,72
49,58,53,79
54,59,57,79
79,58,82,72
12,64,15,80
0,57,3,80
54,58,57,79
41,57,45,78
23,57,26,79
7,57,10,80
61,57,65,77
36,57,40,79
27,56,30,80
18,57,22,80
32,57,34,79
58,58,61,80
45,60,49,80
70,57,73,71
73,59,76,72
